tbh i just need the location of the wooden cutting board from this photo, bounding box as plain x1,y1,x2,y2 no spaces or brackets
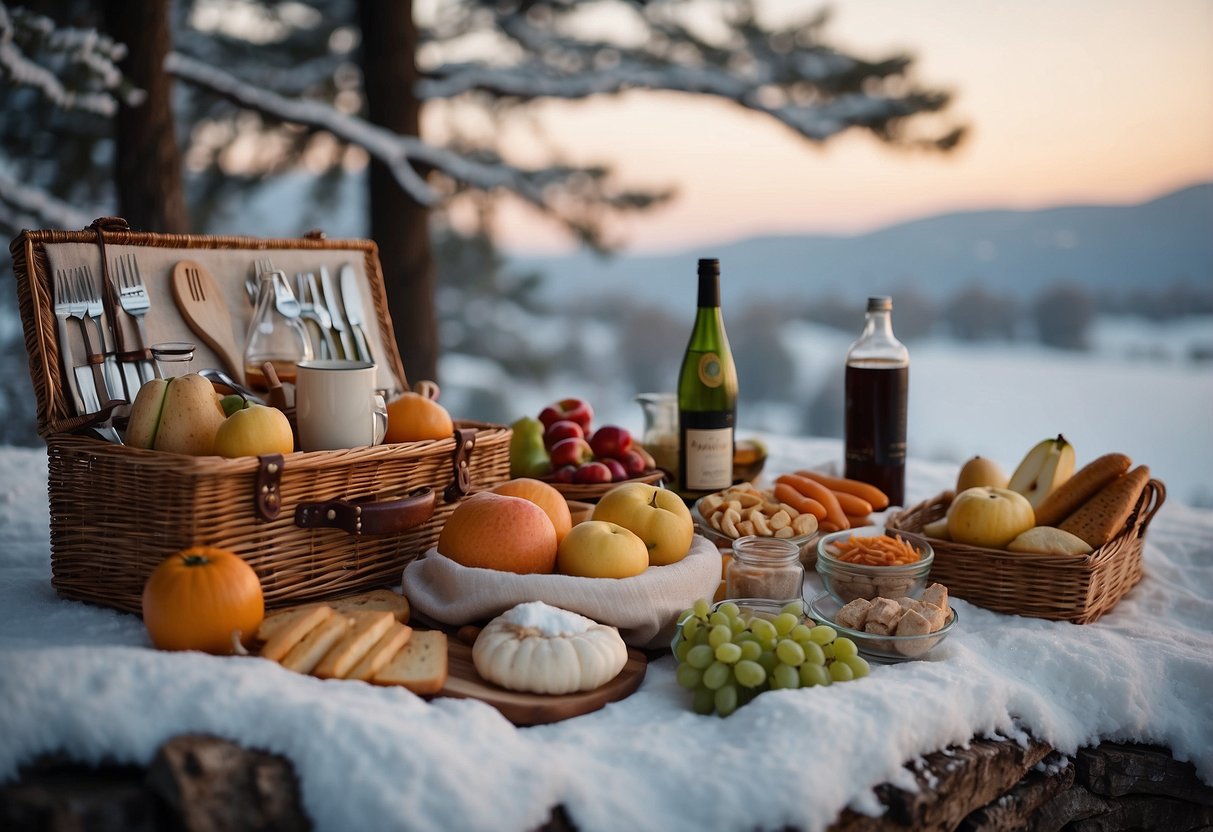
434,639,648,726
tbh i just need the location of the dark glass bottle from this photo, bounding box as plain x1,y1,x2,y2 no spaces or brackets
844,296,909,507
678,259,738,498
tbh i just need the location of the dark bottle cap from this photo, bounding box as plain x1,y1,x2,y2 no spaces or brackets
697,258,721,307
867,296,893,312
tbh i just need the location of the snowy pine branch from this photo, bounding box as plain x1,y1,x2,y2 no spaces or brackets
0,2,143,116
0,168,92,232
167,49,667,235
419,0,962,149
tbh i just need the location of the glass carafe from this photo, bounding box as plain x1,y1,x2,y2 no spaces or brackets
244,271,312,390
636,392,680,485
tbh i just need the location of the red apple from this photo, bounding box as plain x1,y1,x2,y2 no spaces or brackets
538,398,594,434
572,461,612,484
549,437,594,468
543,419,584,449
631,444,657,471
549,464,577,484
589,425,633,460
602,458,629,482
619,449,648,477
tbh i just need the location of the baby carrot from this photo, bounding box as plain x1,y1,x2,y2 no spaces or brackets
831,491,874,517
773,482,826,520
776,474,849,530
793,470,889,511
844,514,870,528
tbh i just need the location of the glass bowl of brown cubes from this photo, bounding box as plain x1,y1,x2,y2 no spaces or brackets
809,588,956,662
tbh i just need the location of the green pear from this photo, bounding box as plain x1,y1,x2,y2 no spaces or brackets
509,416,551,479
126,378,170,449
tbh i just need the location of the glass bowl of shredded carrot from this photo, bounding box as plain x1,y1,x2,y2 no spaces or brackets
815,527,934,604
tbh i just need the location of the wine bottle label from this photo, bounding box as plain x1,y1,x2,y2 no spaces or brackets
697,353,725,389
684,427,733,490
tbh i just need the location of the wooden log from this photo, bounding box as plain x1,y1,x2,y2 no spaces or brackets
145,734,310,832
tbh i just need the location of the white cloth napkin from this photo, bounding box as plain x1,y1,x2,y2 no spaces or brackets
402,535,721,648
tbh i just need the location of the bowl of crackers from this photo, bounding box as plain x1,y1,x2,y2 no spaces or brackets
692,483,820,564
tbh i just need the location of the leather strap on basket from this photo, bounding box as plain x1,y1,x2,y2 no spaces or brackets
295,487,436,535
89,217,153,369
444,427,477,503
254,454,285,521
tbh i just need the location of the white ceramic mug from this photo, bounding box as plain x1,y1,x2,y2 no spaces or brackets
296,360,388,451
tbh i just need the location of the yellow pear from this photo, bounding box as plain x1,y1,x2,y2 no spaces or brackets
125,378,170,449
1007,435,1076,511
956,455,1008,492
128,373,227,456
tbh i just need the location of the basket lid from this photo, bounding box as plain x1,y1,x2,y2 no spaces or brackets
9,221,408,438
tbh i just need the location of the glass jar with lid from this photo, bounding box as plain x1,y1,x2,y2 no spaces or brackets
725,536,804,603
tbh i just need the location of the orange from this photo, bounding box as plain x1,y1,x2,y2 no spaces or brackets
437,493,557,574
385,392,454,443
490,478,573,544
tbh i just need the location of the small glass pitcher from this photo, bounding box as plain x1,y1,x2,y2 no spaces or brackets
635,392,679,484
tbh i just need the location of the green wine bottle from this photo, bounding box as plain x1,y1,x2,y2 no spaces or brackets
678,258,738,497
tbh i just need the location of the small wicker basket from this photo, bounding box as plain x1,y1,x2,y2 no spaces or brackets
11,219,510,612
885,481,1165,623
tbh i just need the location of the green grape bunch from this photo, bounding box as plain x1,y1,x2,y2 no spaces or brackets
673,598,871,716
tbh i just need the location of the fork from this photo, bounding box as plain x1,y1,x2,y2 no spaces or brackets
295,271,337,358
52,268,87,415
77,266,124,401
114,254,158,383
253,258,301,318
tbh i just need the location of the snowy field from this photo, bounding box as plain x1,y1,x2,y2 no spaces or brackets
441,315,1213,508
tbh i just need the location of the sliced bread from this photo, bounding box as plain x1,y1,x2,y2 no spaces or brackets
373,630,448,694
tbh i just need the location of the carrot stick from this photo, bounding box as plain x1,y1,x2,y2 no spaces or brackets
773,483,826,520
793,470,889,511
777,474,849,530
831,491,874,517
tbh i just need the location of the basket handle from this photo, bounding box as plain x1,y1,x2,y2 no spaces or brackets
1132,478,1167,538
295,487,436,535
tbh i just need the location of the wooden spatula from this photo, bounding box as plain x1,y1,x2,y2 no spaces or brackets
171,260,245,384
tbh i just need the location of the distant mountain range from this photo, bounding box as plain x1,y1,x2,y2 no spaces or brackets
507,183,1213,309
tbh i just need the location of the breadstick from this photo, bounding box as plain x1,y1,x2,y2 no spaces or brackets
793,470,890,511
1034,453,1131,527
777,474,849,530
773,482,826,520
830,491,874,517
1059,465,1150,548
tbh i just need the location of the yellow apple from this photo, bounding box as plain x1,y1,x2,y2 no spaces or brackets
591,482,693,566
947,486,1035,549
556,520,649,579
214,404,295,458
956,455,1008,492
126,373,227,456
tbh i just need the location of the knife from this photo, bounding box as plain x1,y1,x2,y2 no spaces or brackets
339,264,373,364
319,266,356,360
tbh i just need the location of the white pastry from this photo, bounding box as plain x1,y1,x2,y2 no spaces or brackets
472,602,628,695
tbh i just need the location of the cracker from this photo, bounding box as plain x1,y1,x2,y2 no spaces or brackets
328,589,411,624
347,623,413,682
373,630,448,694
1060,465,1150,548
258,604,334,662
280,615,350,674
313,610,396,680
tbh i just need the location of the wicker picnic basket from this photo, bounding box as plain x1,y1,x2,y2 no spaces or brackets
885,481,1165,623
10,219,510,614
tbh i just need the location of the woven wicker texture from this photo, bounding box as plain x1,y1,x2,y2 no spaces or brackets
12,222,510,612
550,470,665,502
886,480,1165,623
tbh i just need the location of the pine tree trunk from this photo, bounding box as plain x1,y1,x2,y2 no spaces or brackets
358,0,438,385
102,0,187,232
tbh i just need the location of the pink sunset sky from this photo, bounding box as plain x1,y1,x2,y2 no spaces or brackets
440,0,1213,255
